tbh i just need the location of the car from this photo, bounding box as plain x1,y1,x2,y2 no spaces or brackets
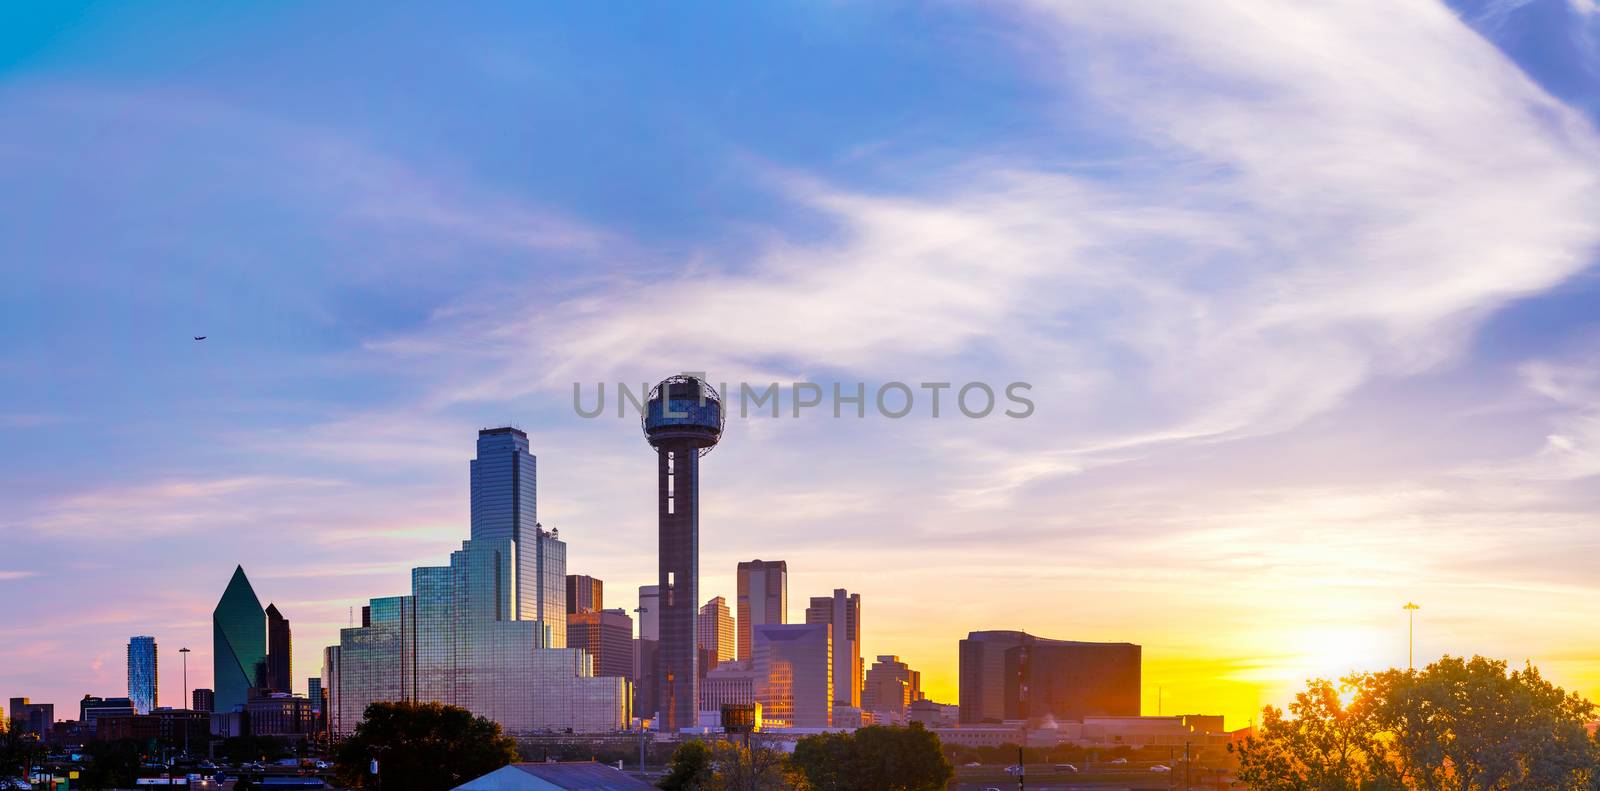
1109,757,1129,765
1004,764,1022,774
1151,764,1173,773
1054,764,1079,773
984,787,1003,791
963,761,981,767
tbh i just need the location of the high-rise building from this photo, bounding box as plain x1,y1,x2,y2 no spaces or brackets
862,655,924,717
213,566,267,713
6,699,54,739
265,604,292,693
753,623,831,729
79,696,136,733
805,589,862,708
307,677,323,712
641,376,723,731
958,631,1140,724
324,428,627,736
567,608,634,680
697,596,735,668
566,575,603,614
736,560,787,661
191,688,214,713
127,636,158,714
700,661,757,713
637,585,660,641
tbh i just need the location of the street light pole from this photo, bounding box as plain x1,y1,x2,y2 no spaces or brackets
1403,603,1420,671
179,647,192,757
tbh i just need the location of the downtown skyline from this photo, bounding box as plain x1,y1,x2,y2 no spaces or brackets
6,0,1600,733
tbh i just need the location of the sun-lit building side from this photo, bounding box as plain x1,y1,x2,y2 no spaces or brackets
737,560,787,661
754,622,831,729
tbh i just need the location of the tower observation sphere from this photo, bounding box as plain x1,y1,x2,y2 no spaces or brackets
642,375,722,731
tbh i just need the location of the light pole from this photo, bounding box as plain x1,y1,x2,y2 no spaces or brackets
1403,603,1420,671
179,647,192,757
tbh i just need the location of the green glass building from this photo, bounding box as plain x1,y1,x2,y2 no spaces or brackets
213,565,266,713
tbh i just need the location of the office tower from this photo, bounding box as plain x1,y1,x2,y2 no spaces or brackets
566,575,603,614
307,677,323,714
213,565,267,713
191,688,214,713
567,608,634,679
862,655,924,717
127,636,158,714
323,430,629,737
805,589,862,708
471,427,567,646
637,585,660,641
700,662,757,713
78,696,136,733
6,699,54,739
753,623,832,728
697,596,735,668
266,604,292,693
958,631,1140,724
641,375,723,731
736,560,787,661
331,537,625,735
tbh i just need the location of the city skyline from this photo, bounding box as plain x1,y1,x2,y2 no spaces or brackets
5,1,1600,733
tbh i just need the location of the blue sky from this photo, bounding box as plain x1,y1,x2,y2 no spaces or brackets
3,1,1600,722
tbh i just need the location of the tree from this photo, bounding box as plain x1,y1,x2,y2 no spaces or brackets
790,724,952,791
1233,655,1600,791
79,738,145,790
333,701,518,791
0,720,41,785
706,739,792,791
659,740,713,790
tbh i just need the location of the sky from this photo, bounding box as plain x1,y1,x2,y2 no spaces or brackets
3,1,1600,730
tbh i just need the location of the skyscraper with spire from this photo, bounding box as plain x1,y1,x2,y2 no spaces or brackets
213,566,266,713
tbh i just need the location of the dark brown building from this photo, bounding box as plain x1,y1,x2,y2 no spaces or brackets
566,574,604,614
958,630,1140,724
265,603,292,694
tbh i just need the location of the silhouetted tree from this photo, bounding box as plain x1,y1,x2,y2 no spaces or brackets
333,701,517,791
791,724,952,791
79,738,144,790
658,739,713,790
1233,655,1600,790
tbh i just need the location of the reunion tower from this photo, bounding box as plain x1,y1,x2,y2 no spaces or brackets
642,374,724,730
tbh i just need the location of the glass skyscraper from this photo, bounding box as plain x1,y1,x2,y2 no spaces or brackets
325,428,626,736
213,565,267,713
127,636,158,714
471,427,565,644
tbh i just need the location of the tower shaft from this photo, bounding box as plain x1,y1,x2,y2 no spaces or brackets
657,438,700,731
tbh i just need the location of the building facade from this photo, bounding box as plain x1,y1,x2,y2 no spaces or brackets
862,655,923,717
6,698,54,739
736,560,787,661
127,636,158,714
213,566,267,713
566,575,603,614
958,631,1141,724
697,596,735,668
804,589,861,708
471,427,566,646
567,608,634,680
752,623,831,729
265,604,293,693
191,688,214,713
699,661,757,714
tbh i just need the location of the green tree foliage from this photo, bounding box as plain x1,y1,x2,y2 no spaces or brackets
659,740,713,790
1233,655,1600,790
333,701,518,791
790,724,953,791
